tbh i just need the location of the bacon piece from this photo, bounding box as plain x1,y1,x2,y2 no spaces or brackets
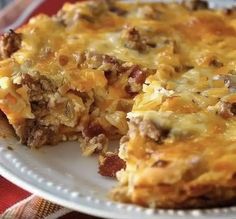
98,152,126,177
83,122,105,138
125,65,147,96
125,84,138,96
58,55,69,66
128,65,146,84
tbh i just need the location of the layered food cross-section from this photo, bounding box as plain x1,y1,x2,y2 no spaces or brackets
1,0,236,209
112,0,236,208
0,0,159,154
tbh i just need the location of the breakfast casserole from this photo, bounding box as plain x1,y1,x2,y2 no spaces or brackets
1,0,236,208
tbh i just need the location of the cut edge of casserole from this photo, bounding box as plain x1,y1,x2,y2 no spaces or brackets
0,0,158,155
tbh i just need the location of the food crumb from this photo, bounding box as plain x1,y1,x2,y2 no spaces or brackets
7,146,13,150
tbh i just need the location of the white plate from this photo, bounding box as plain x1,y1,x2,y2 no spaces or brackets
0,118,236,219
1,1,236,218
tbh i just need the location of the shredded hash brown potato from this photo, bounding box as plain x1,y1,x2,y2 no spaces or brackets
1,0,236,208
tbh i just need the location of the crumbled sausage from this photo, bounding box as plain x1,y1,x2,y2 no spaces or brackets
83,122,105,138
131,118,170,143
121,26,157,53
105,0,127,16
128,65,146,84
21,73,56,102
230,103,236,116
218,101,236,118
102,54,125,75
209,59,224,68
0,30,22,59
79,52,122,71
20,73,61,123
16,73,62,147
223,7,236,16
21,73,56,92
125,65,147,96
103,54,121,65
121,26,147,52
182,0,209,11
18,119,58,148
91,134,108,153
77,51,152,87
77,51,152,93
27,126,55,147
98,152,126,177
80,133,108,156
54,0,108,26
78,52,126,84
31,100,48,117
139,120,163,142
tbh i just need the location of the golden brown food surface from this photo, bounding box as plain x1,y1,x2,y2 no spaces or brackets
0,0,158,153
1,0,236,208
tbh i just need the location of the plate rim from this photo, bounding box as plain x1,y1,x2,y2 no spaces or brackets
1,143,236,219
0,164,118,219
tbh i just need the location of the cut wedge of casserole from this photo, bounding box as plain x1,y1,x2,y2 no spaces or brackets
111,0,236,208
1,0,236,208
